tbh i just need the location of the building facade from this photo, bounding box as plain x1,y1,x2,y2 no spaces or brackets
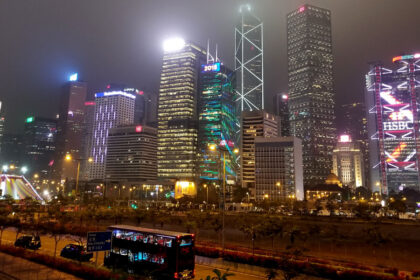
332,135,365,190
105,125,157,182
55,76,87,180
88,89,135,180
340,102,369,187
273,92,290,136
198,62,238,182
157,39,206,180
23,116,57,176
241,110,279,197
0,101,4,155
134,90,158,127
255,136,303,201
235,4,264,112
365,53,420,193
80,100,95,180
287,4,336,186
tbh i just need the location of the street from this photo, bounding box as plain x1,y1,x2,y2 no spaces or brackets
0,229,274,280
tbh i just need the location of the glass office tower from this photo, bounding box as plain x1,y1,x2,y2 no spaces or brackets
157,38,206,180
287,4,336,186
235,4,264,112
198,62,237,182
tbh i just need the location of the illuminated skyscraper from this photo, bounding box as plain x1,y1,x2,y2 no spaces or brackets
80,100,95,180
287,4,335,186
241,110,279,198
105,125,157,182
0,101,4,155
365,53,420,193
235,4,264,112
255,136,303,201
23,116,57,176
273,93,290,136
198,62,237,182
333,135,365,190
56,74,87,180
88,88,135,180
157,38,206,180
340,102,369,187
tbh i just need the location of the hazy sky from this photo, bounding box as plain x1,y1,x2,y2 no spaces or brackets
1,0,420,133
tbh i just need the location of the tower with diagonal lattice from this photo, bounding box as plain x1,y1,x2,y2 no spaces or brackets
235,4,264,112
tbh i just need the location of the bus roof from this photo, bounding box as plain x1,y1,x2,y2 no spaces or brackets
107,225,193,238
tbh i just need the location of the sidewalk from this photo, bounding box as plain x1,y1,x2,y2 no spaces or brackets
0,252,81,280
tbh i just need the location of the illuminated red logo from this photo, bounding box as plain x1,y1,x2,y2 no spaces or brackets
135,126,143,133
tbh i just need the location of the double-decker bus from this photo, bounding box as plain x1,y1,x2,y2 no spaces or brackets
105,225,195,279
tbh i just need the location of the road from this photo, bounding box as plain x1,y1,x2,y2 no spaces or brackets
0,251,80,280
0,229,272,280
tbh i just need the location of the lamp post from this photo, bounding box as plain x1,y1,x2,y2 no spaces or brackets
65,154,93,195
203,184,209,206
209,143,239,255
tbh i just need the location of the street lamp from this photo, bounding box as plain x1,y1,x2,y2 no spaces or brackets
65,154,93,196
203,184,209,206
208,142,239,255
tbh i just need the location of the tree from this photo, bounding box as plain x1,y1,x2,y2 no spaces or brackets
239,222,260,255
43,221,68,258
260,217,284,252
232,186,248,203
200,269,235,280
388,199,407,216
326,199,337,216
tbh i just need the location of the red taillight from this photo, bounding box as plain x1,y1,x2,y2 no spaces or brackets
174,272,179,279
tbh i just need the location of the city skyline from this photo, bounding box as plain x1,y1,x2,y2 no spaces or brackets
1,0,420,133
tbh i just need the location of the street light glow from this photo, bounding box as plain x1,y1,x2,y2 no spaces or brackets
21,166,28,174
65,154,72,161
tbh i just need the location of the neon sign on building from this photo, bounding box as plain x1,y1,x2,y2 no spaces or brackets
202,62,221,73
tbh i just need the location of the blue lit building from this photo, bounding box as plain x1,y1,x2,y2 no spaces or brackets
198,62,238,182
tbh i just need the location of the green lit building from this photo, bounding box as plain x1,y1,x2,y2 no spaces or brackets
198,62,238,182
157,38,206,180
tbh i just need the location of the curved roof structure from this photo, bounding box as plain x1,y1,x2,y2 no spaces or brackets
0,174,43,201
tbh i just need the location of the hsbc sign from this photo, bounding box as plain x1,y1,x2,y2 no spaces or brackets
383,121,413,131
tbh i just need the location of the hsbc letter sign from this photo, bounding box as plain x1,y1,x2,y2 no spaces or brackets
383,121,413,131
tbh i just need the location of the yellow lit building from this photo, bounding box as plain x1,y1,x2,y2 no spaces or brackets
157,38,206,180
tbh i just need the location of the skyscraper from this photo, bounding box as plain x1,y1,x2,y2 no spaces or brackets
235,4,264,112
105,125,157,182
157,38,206,180
241,110,279,197
340,102,369,187
198,62,237,182
365,53,420,194
273,92,290,136
333,135,365,190
23,116,57,176
0,101,4,155
88,88,135,180
80,100,96,180
134,90,158,127
56,74,87,180
255,136,303,201
287,4,335,186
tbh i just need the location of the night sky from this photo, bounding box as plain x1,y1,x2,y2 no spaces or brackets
1,0,420,134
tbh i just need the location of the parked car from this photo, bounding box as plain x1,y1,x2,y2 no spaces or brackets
60,244,93,262
14,235,41,250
